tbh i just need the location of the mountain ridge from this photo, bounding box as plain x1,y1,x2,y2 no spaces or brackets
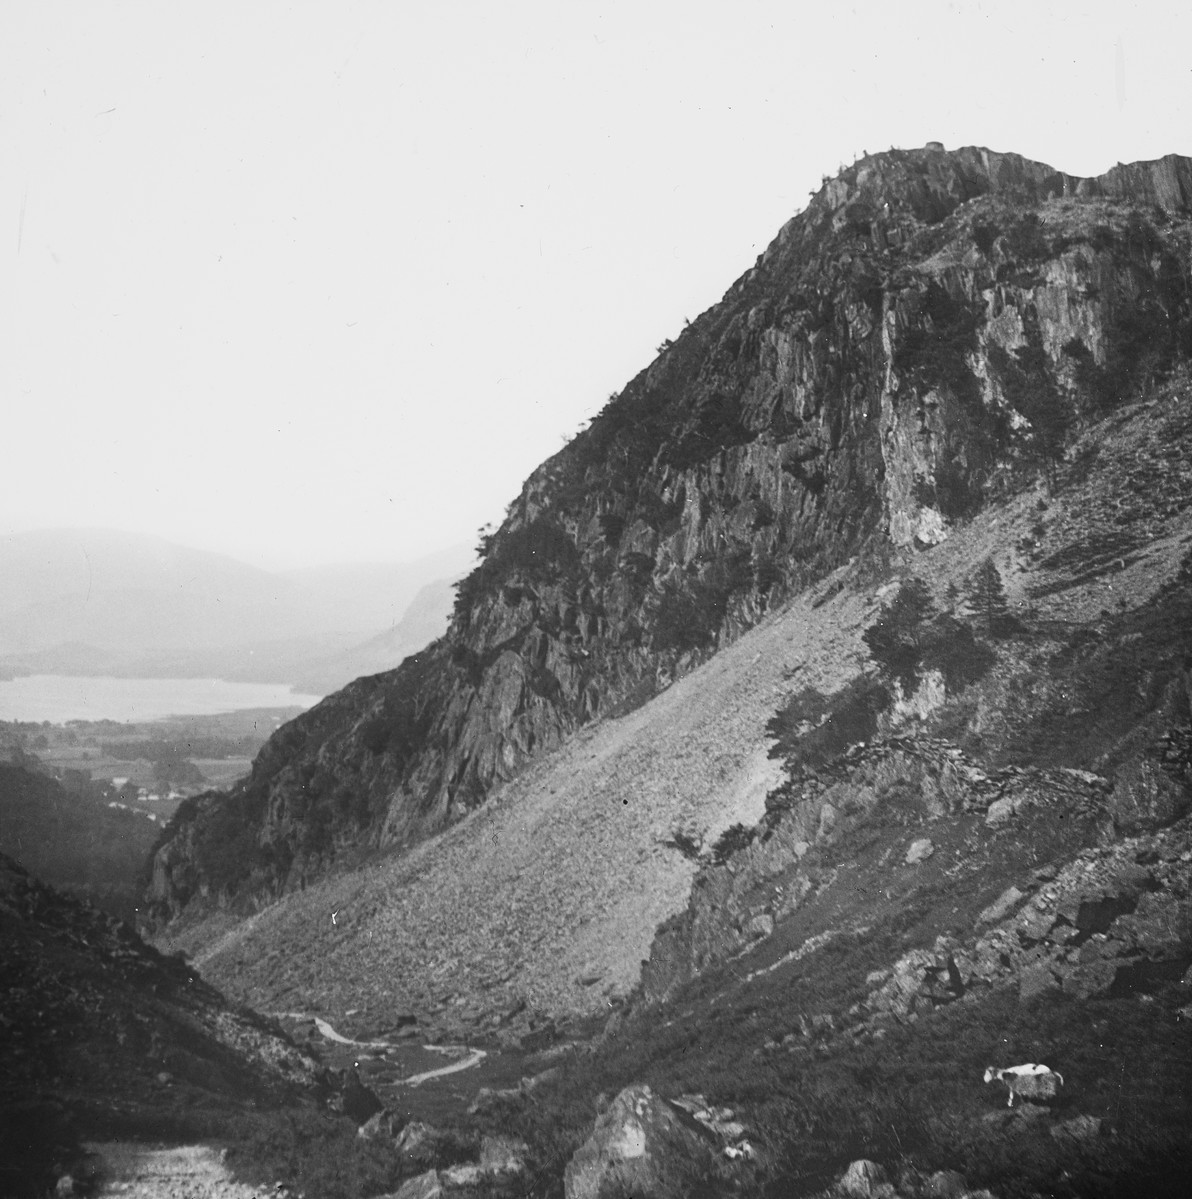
147,144,1192,925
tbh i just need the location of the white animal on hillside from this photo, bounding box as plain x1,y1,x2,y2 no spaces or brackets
984,1063,1064,1106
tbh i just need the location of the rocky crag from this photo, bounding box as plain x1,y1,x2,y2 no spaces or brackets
148,145,1192,923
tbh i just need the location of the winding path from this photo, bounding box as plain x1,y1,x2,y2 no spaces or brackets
299,1015,488,1087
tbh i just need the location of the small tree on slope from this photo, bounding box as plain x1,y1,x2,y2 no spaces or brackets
969,556,1012,637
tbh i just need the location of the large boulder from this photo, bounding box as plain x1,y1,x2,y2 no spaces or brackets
838,1158,892,1198
563,1084,721,1199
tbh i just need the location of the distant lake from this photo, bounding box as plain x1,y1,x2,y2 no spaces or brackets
0,674,324,724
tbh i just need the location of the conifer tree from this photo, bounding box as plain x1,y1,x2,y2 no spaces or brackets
863,577,937,694
970,556,1010,636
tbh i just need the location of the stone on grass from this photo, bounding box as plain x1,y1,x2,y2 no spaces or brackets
839,1158,891,1197
905,838,935,864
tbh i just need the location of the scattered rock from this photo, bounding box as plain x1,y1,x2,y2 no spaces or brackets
905,838,935,864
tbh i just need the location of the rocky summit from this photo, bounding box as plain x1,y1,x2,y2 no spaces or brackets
106,144,1192,1197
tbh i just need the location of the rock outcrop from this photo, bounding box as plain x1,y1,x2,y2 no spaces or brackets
147,146,1192,923
563,1084,724,1199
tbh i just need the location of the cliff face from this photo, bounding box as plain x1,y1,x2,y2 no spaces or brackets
147,146,1192,922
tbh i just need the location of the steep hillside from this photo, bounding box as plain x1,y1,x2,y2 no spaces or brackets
148,145,1192,922
149,381,1192,1199
157,378,1192,1023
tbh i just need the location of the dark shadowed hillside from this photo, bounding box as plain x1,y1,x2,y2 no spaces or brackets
0,763,158,922
0,853,433,1199
148,146,1192,923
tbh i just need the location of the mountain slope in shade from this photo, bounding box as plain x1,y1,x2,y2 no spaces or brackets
0,852,327,1197
0,764,158,923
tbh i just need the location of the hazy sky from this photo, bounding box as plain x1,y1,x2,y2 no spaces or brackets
3,1,1189,569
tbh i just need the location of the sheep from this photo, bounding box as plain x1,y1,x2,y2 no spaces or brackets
983,1063,1064,1106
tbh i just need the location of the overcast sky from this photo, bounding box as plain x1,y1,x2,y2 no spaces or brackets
2,0,1189,569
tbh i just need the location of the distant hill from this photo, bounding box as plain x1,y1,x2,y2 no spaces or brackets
291,577,459,694
279,544,471,636
0,529,472,685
